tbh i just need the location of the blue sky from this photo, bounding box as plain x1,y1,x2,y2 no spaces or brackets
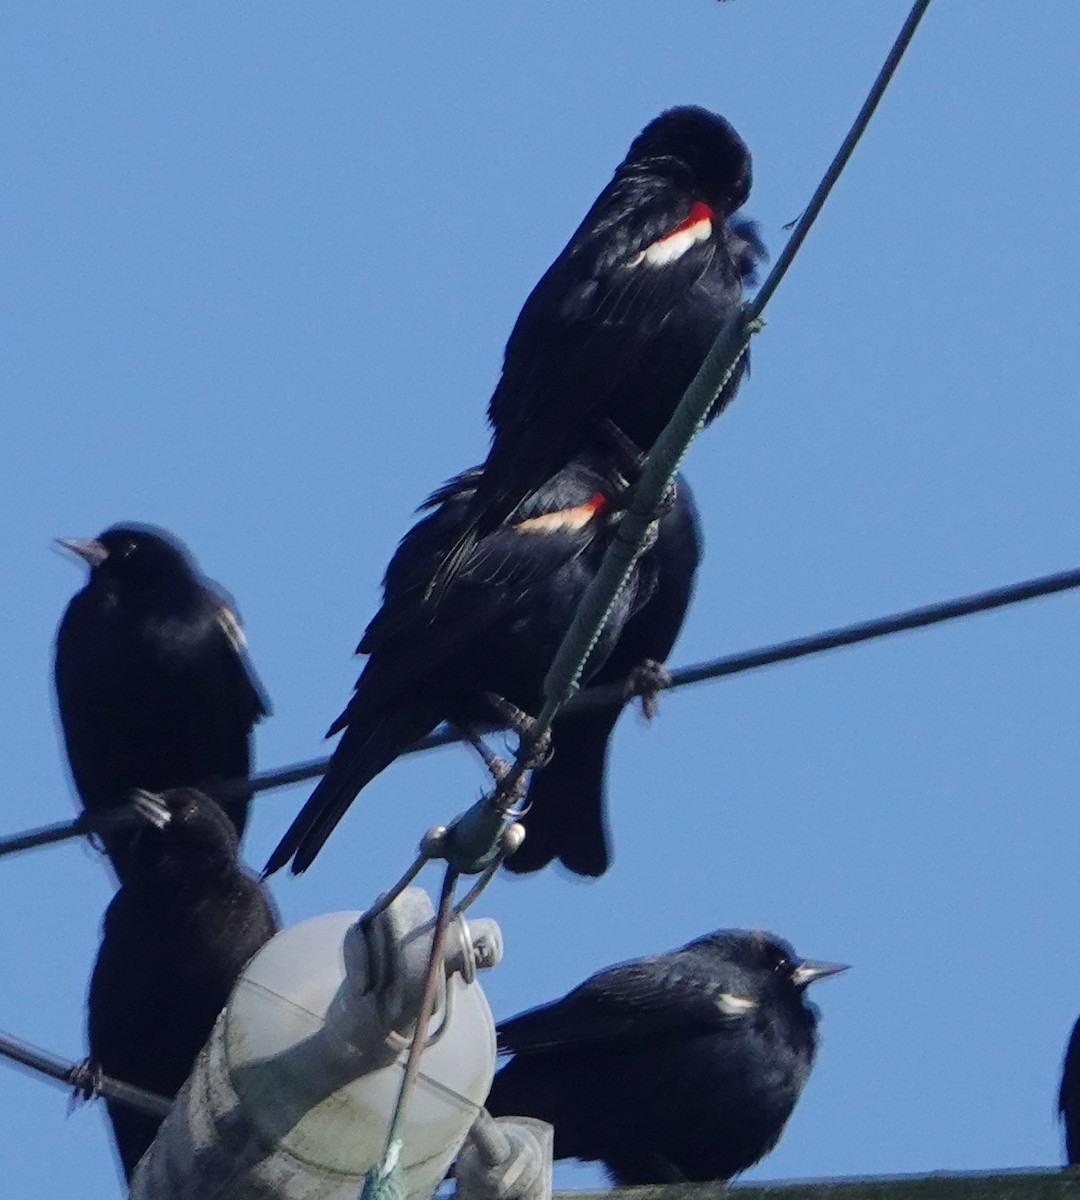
3,2,1080,1194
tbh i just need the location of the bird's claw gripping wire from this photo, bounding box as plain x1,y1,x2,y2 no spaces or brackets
595,418,647,482
482,694,554,776
451,723,513,788
593,420,678,522
66,1057,104,1109
131,789,172,830
623,658,672,720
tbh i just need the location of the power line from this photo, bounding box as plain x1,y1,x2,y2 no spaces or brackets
2,3,941,1180
747,0,931,320
10,555,1074,866
351,11,939,1185
0,808,148,863
1,5,935,872
423,0,939,861
591,563,1080,701
253,560,1080,784
0,1027,172,1119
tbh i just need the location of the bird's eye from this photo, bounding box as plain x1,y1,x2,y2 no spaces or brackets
120,540,138,560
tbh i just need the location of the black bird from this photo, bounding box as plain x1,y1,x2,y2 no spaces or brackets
486,929,847,1186
1059,1016,1080,1162
506,476,702,877
87,788,279,1179
54,524,269,881
266,454,677,876
436,105,761,590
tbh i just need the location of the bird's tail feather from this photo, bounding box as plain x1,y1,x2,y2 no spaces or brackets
263,707,439,876
505,711,616,877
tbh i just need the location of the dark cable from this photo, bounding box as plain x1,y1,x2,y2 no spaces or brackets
5,3,938,870
748,0,932,320
0,807,146,864
240,562,1080,777
580,564,1080,706
423,0,938,870
7,562,1078,863
0,1027,172,1118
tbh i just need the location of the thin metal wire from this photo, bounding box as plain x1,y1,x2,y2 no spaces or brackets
748,0,932,320
0,1027,172,1118
259,0,939,830
4,3,938,884
0,816,92,857
11,559,1079,866
0,806,144,863
221,558,1080,790
358,848,432,929
455,0,936,837
380,868,460,1160
453,854,509,916
0,7,951,1178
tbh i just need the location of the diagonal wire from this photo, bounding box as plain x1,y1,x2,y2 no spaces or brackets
432,0,936,864
0,8,955,1186
748,0,931,320
0,5,936,869
9,559,1079,867
0,1027,172,1118
359,12,939,1180
361,867,461,1200
0,4,945,1164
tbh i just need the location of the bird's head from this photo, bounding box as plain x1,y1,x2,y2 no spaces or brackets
626,105,752,215
129,787,241,876
692,928,848,1019
57,524,200,600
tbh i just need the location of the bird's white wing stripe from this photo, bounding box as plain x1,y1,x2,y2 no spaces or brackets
626,216,712,269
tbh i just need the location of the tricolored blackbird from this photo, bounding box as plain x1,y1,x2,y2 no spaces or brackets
87,788,279,1179
55,525,268,880
1059,1015,1080,1162
486,928,846,1185
507,476,702,877
437,105,760,592
265,455,687,875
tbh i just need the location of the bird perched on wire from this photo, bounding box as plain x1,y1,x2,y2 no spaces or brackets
265,453,684,876
1059,1016,1080,1162
485,928,847,1185
54,524,269,881
87,787,279,1180
433,105,761,594
505,476,702,878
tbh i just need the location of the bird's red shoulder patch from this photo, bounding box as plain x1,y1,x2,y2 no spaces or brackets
515,491,609,535
627,200,715,269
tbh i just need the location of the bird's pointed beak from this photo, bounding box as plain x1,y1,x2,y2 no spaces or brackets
55,537,108,567
791,959,849,988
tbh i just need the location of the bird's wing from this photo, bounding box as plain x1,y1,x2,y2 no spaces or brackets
53,601,125,808
209,591,271,725
489,177,715,432
497,952,754,1054
335,469,609,719
474,183,734,542
1060,1016,1080,1117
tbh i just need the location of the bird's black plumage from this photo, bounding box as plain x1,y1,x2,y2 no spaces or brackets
54,525,268,881
1060,1016,1080,1162
456,105,761,563
87,788,279,1179
506,475,702,877
486,929,846,1186
266,455,670,876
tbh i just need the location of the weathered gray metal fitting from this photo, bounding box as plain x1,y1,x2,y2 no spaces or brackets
454,1113,553,1200
345,889,503,1033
